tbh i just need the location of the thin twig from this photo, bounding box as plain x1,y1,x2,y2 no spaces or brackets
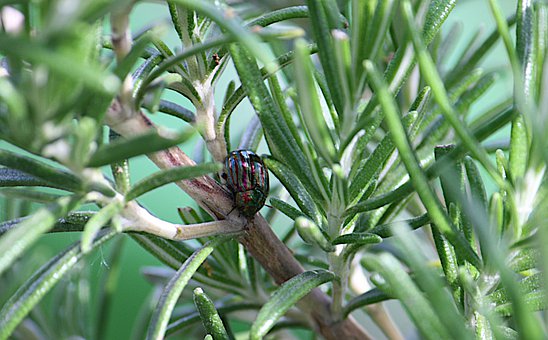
121,201,244,240
194,79,228,162
111,3,135,113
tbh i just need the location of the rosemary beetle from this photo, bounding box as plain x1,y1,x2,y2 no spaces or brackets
222,150,269,217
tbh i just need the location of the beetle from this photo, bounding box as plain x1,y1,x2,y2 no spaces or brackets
222,150,269,217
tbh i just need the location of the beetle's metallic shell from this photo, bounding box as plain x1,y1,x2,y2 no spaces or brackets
224,150,269,217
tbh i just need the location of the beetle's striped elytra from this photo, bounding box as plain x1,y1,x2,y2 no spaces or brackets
223,150,269,217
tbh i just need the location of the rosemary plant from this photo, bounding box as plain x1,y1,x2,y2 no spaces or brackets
0,0,546,339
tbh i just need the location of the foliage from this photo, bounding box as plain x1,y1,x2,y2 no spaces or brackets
0,0,547,339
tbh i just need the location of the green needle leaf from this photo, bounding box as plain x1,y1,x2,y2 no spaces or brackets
0,188,63,203
332,232,382,246
508,248,539,273
509,115,529,183
0,168,51,188
349,110,419,203
445,16,516,88
0,150,82,192
489,273,543,307
193,288,229,340
369,214,430,238
295,217,334,252
88,129,194,168
264,158,324,227
166,302,261,335
0,229,116,338
294,38,337,163
126,163,222,201
269,198,304,221
488,273,546,317
306,0,346,116
146,237,229,340
249,270,336,340
494,291,546,317
363,0,398,61
81,199,124,253
247,6,310,27
0,211,95,235
0,196,81,276
343,288,392,318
